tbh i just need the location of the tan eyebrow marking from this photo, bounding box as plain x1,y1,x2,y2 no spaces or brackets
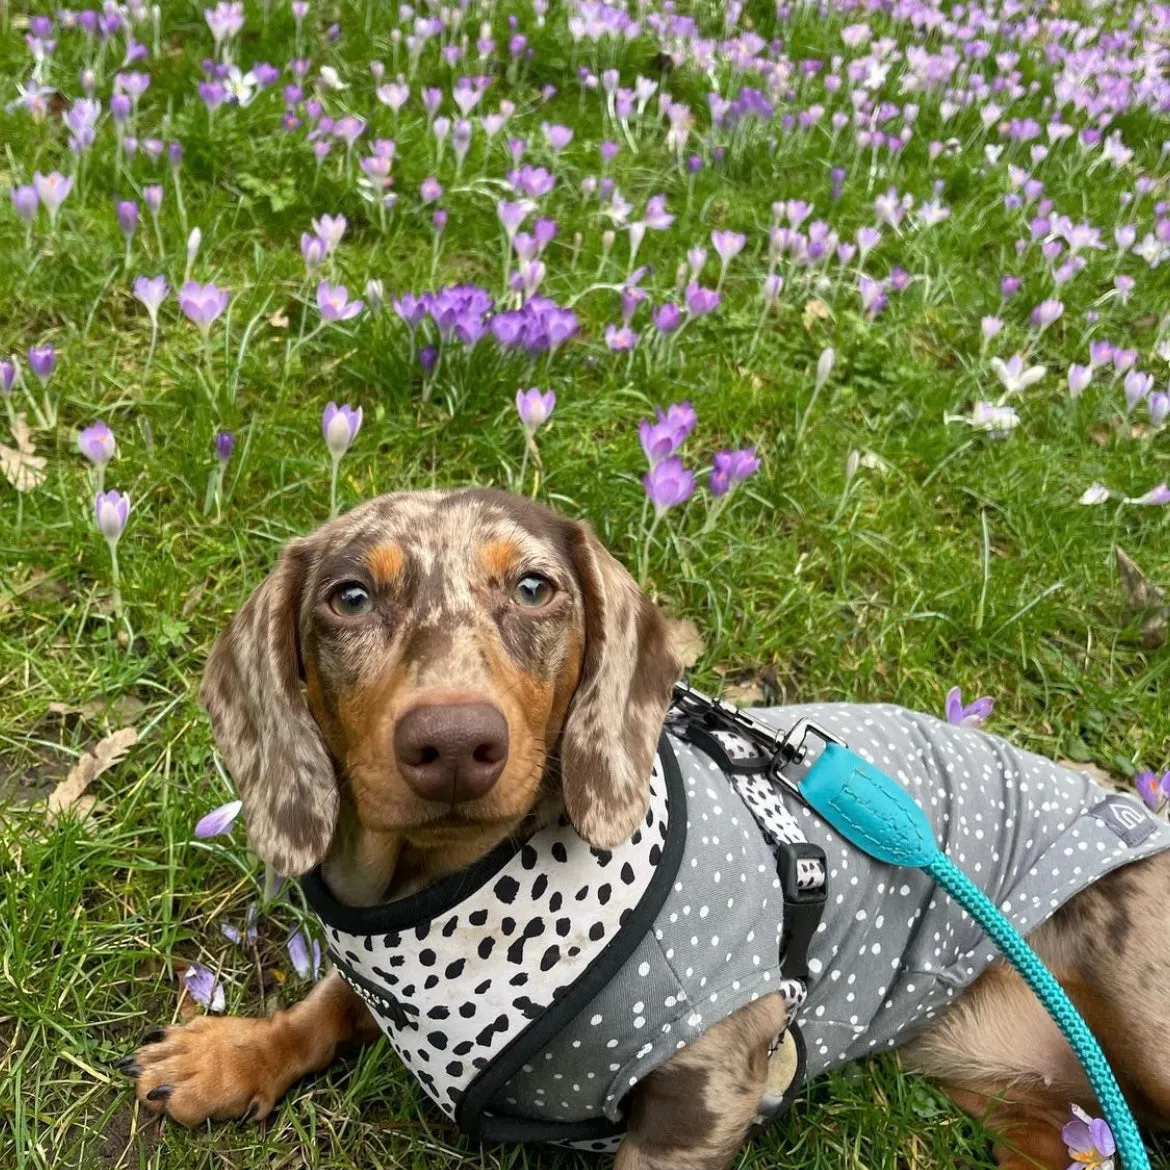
479,537,523,582
366,541,406,585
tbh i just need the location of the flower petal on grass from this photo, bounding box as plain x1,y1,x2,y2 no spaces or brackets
194,799,242,838
183,963,226,1012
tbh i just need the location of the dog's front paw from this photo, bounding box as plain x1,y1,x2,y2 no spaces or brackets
115,1016,284,1126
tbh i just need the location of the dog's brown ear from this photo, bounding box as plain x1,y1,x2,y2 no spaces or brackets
560,522,682,848
199,539,338,877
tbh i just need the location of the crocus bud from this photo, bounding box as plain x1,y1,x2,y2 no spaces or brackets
1067,364,1092,398
95,490,131,542
515,387,555,432
322,402,362,458
186,227,202,268
815,346,835,392
78,421,116,465
215,430,234,465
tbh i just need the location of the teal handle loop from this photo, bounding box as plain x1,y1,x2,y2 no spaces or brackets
800,743,1149,1170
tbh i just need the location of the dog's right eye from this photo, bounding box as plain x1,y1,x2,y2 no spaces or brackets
330,582,373,617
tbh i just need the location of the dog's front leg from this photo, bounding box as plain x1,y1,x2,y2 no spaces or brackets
616,994,789,1170
117,969,381,1126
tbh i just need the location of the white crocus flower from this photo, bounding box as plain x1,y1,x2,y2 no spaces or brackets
990,354,1046,394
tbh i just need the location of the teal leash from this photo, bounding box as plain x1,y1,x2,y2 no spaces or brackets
797,737,1148,1170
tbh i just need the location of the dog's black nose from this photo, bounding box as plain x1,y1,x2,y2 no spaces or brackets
393,702,509,803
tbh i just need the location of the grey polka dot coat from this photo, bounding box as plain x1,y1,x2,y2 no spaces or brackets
302,703,1170,1146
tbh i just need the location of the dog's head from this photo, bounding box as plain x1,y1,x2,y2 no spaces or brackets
199,489,682,877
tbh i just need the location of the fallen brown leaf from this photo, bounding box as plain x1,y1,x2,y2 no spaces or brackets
1116,546,1167,649
48,695,146,724
47,727,138,822
802,299,831,330
723,680,765,705
665,617,705,668
0,416,47,492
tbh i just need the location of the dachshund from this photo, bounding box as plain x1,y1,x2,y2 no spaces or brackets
119,488,1170,1170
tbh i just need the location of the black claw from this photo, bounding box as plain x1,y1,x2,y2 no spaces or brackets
146,1085,173,1103
237,1104,258,1127
140,1027,167,1046
113,1056,142,1076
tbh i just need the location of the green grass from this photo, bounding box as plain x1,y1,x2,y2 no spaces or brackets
2,0,1170,1167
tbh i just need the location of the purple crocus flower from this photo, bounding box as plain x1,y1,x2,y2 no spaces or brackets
653,303,682,334
215,430,235,465
133,275,169,327
1135,771,1170,813
301,233,327,274
221,903,258,947
1150,392,1170,427
287,929,322,981
1062,1107,1115,1170
205,1,245,46
1067,364,1092,398
643,456,695,513
10,184,38,222
1000,274,1021,299
419,175,443,203
143,185,164,216
179,281,230,336
506,165,556,198
1031,299,1064,329
78,421,116,466
198,81,228,111
639,402,696,464
1,359,16,396
685,282,720,317
317,281,364,322
32,171,72,224
392,294,427,330
322,402,362,457
542,122,573,151
516,387,555,432
182,962,226,1013
115,199,139,240
497,198,532,239
945,686,994,728
194,798,243,837
27,344,55,383
710,448,760,496
605,324,638,352
711,229,746,263
94,490,130,542
1124,370,1153,411
311,213,346,253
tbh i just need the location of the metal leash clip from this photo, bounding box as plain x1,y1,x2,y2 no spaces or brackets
669,682,843,796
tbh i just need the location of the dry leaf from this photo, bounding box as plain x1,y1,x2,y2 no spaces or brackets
47,727,138,821
0,416,47,492
665,617,705,668
802,299,831,330
48,694,146,724
1116,546,1167,649
269,309,290,328
181,577,211,617
723,680,765,705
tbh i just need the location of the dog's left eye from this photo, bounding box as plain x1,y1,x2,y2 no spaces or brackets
330,582,373,617
513,574,553,608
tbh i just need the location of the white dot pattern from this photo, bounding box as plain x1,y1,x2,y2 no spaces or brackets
309,702,1170,1145
744,704,1170,1078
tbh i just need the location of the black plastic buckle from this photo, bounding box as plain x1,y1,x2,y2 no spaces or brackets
776,842,827,982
